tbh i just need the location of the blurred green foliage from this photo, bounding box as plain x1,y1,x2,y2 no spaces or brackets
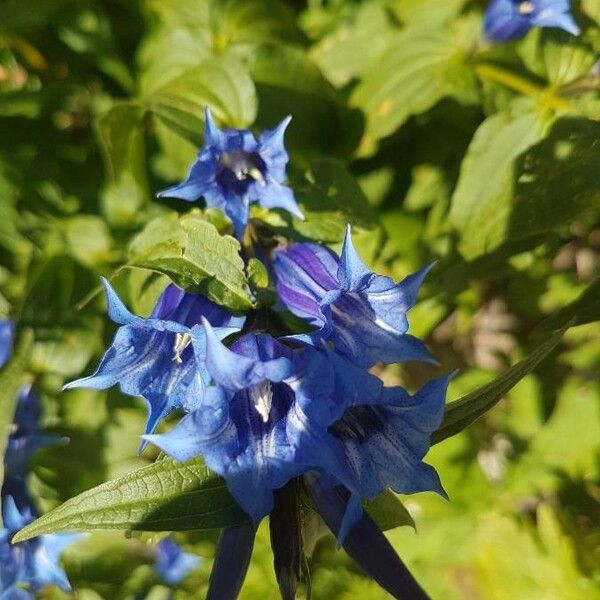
0,0,598,598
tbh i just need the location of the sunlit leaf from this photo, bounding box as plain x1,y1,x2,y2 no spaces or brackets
128,211,253,313
13,457,247,542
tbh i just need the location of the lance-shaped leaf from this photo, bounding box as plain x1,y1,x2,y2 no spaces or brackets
536,278,600,332
128,211,253,314
13,458,247,543
432,326,568,444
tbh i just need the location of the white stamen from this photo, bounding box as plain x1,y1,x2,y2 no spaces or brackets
249,381,273,423
248,166,266,186
172,332,192,364
518,1,535,15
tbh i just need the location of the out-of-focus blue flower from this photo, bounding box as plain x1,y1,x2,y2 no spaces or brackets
273,226,433,368
3,385,61,509
0,496,80,597
65,279,244,438
0,320,14,369
144,319,342,524
154,538,201,586
157,108,303,239
484,0,580,41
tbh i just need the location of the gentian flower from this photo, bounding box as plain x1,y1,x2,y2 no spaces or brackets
65,279,244,438
144,320,338,523
144,316,448,533
157,108,303,239
154,538,200,586
273,226,433,368
144,318,450,598
0,496,80,597
316,356,451,540
0,319,14,369
3,385,61,509
484,0,580,41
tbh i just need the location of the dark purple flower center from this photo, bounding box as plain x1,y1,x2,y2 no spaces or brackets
217,150,267,196
329,406,386,442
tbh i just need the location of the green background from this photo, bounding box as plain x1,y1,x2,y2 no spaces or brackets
0,1,598,598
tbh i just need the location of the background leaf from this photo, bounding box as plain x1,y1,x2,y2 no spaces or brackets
433,326,568,444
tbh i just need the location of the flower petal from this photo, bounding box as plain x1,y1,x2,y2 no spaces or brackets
254,180,304,220
330,375,452,502
0,319,14,369
337,226,372,291
204,107,226,149
305,473,430,599
206,523,256,600
203,319,294,391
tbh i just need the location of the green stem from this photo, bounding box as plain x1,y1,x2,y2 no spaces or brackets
474,63,571,112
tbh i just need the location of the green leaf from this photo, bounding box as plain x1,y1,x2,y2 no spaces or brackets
64,215,114,268
432,326,568,444
0,0,72,33
96,103,149,228
247,43,361,157
128,211,253,314
449,100,554,259
350,18,478,155
505,118,600,245
518,29,598,86
19,255,103,376
364,490,415,532
0,329,33,524
389,0,468,29
13,457,247,542
256,158,378,243
536,278,600,332
247,257,269,290
147,56,258,144
310,3,397,88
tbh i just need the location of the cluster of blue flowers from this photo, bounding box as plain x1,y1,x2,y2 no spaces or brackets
484,0,579,41
66,109,452,597
0,321,80,599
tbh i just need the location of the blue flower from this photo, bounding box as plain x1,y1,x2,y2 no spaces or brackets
65,279,244,440
0,496,80,596
0,320,14,369
157,108,304,239
273,226,434,368
144,319,342,524
316,358,451,540
154,537,201,586
484,0,580,41
3,385,62,508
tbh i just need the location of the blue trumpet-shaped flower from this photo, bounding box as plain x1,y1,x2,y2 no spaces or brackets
65,279,244,438
0,496,80,597
319,363,451,540
145,319,345,524
0,319,14,369
484,0,580,41
154,538,201,586
157,108,303,239
273,226,433,368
